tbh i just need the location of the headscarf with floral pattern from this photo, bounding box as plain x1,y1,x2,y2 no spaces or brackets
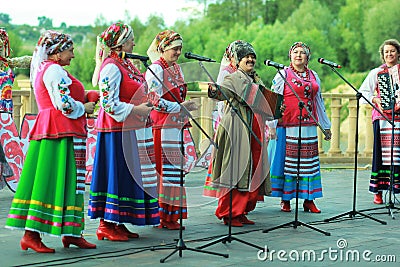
92,22,134,86
30,30,73,83
146,30,183,63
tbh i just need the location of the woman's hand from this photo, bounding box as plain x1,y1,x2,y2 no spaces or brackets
181,100,199,111
84,102,96,114
372,97,383,111
132,102,153,116
280,103,286,114
324,129,332,141
268,127,277,140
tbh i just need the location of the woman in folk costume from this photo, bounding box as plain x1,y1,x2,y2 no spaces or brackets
267,42,331,213
145,30,198,230
208,41,272,227
5,30,97,252
88,22,160,241
359,39,400,204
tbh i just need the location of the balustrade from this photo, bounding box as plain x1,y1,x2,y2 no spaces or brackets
12,79,374,164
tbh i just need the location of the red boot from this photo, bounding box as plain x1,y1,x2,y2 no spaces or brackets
62,236,96,249
280,200,291,212
238,214,255,225
96,219,128,241
20,230,55,253
115,224,139,238
373,192,383,204
303,200,321,213
158,220,185,230
223,217,243,227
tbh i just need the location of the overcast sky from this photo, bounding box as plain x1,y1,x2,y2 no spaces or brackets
2,0,202,27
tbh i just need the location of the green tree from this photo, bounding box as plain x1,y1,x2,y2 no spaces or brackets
363,0,400,64
337,0,373,71
38,16,53,28
0,13,11,24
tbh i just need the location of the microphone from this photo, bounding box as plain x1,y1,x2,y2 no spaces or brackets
184,52,216,62
119,51,149,61
264,60,285,69
318,58,342,68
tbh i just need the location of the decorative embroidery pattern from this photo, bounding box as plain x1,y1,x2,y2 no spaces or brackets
58,78,73,114
99,76,114,114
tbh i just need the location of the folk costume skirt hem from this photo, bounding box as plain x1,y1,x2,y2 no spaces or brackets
268,127,323,201
6,138,85,237
88,131,160,226
369,120,400,194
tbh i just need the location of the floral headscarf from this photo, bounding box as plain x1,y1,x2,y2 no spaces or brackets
92,22,134,86
0,28,11,59
147,30,183,63
289,41,311,62
30,30,73,83
99,22,133,49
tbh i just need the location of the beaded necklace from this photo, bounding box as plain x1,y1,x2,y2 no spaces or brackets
159,57,184,83
290,63,309,81
109,51,141,77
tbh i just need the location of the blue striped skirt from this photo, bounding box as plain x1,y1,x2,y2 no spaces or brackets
88,129,160,225
268,126,323,200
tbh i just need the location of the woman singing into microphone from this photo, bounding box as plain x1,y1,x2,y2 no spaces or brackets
267,42,331,213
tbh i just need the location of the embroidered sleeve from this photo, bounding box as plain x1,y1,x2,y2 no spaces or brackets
359,67,381,104
99,63,133,122
313,71,331,129
145,64,180,113
43,64,85,119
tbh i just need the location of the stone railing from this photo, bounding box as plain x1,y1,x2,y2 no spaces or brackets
12,79,374,164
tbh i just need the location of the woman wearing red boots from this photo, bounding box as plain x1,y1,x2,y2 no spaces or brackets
359,39,400,204
145,30,198,230
267,42,331,213
88,22,160,240
5,30,96,252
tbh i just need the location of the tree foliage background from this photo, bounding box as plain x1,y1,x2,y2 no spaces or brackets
2,0,400,92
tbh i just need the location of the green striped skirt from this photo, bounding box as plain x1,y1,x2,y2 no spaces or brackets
6,137,85,237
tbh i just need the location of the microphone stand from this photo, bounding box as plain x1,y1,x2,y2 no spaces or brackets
323,66,387,224
358,83,400,219
140,59,229,262
262,66,330,236
193,60,266,252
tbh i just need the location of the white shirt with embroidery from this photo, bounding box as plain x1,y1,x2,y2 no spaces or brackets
43,64,85,119
98,63,134,122
145,63,181,113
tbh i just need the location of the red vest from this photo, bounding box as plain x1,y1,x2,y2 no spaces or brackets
96,57,149,132
149,60,189,129
279,68,318,127
30,61,87,140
